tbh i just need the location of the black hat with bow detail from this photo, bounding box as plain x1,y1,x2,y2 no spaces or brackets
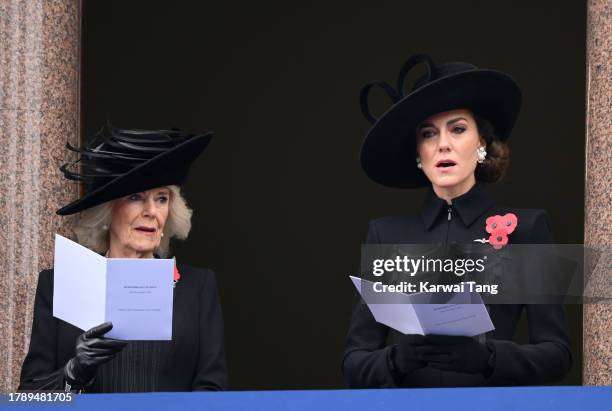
56,125,213,215
359,54,522,188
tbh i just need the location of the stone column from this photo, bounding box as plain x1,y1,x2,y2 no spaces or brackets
0,0,80,392
583,0,611,386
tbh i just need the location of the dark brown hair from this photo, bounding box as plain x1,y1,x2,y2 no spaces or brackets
474,115,510,182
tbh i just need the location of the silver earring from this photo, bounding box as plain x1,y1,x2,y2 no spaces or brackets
477,146,487,163
160,232,164,237
416,157,422,169
102,224,109,231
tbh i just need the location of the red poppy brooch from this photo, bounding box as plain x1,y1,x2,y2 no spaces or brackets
173,257,181,287
474,213,518,249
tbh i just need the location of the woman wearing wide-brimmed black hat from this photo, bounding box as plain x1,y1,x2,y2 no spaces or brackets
19,126,228,392
343,55,572,387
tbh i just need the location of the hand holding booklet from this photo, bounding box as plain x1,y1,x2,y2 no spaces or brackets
349,276,494,336
53,234,174,340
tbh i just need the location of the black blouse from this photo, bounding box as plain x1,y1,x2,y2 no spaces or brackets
19,264,228,392
343,183,572,387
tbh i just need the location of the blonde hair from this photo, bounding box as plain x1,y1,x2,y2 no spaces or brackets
73,185,192,257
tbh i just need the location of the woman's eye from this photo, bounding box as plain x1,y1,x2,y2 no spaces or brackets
157,196,168,204
420,130,435,139
453,126,466,134
128,194,142,201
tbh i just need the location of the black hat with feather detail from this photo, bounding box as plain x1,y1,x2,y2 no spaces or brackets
56,124,213,215
359,54,521,188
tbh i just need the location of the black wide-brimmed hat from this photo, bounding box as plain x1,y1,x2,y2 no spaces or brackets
359,54,521,188
56,125,213,215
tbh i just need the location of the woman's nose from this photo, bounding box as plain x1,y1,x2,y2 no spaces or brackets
438,130,451,152
143,198,157,217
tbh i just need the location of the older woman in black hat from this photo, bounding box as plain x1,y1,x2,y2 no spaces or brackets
343,55,572,387
19,126,227,392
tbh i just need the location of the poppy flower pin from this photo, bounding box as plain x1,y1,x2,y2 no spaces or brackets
474,213,518,249
173,257,181,287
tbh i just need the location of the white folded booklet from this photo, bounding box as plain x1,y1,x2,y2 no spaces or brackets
350,276,494,336
53,234,174,340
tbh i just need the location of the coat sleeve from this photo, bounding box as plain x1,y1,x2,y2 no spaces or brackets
342,220,398,388
191,270,229,391
486,211,573,385
19,270,68,391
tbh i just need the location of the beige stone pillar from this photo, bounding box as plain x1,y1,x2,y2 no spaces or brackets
584,0,612,386
0,0,80,392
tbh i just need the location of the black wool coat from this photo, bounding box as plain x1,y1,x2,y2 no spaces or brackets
19,264,228,392
343,182,572,387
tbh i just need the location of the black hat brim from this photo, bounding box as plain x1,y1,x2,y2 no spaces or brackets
360,69,521,189
56,132,213,215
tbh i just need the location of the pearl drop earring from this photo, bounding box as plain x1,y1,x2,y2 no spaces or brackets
416,157,422,169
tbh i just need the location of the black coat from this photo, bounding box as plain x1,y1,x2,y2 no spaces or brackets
19,264,228,392
343,183,572,387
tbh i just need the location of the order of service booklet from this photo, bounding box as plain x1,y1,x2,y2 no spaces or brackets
350,276,495,336
53,234,174,340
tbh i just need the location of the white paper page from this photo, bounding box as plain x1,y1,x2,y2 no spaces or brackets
105,258,174,340
53,234,106,331
412,290,494,336
349,276,423,335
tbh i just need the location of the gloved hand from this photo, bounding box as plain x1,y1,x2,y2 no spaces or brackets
416,334,493,375
64,322,127,386
390,334,427,376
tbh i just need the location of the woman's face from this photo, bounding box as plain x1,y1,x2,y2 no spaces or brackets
109,186,170,258
416,108,483,193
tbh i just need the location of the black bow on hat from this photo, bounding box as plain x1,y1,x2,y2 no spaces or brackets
359,54,521,189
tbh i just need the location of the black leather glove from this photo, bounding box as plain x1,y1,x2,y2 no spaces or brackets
390,334,427,377
64,322,127,386
416,334,493,375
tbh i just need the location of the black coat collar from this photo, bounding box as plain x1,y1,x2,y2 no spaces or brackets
420,182,496,230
